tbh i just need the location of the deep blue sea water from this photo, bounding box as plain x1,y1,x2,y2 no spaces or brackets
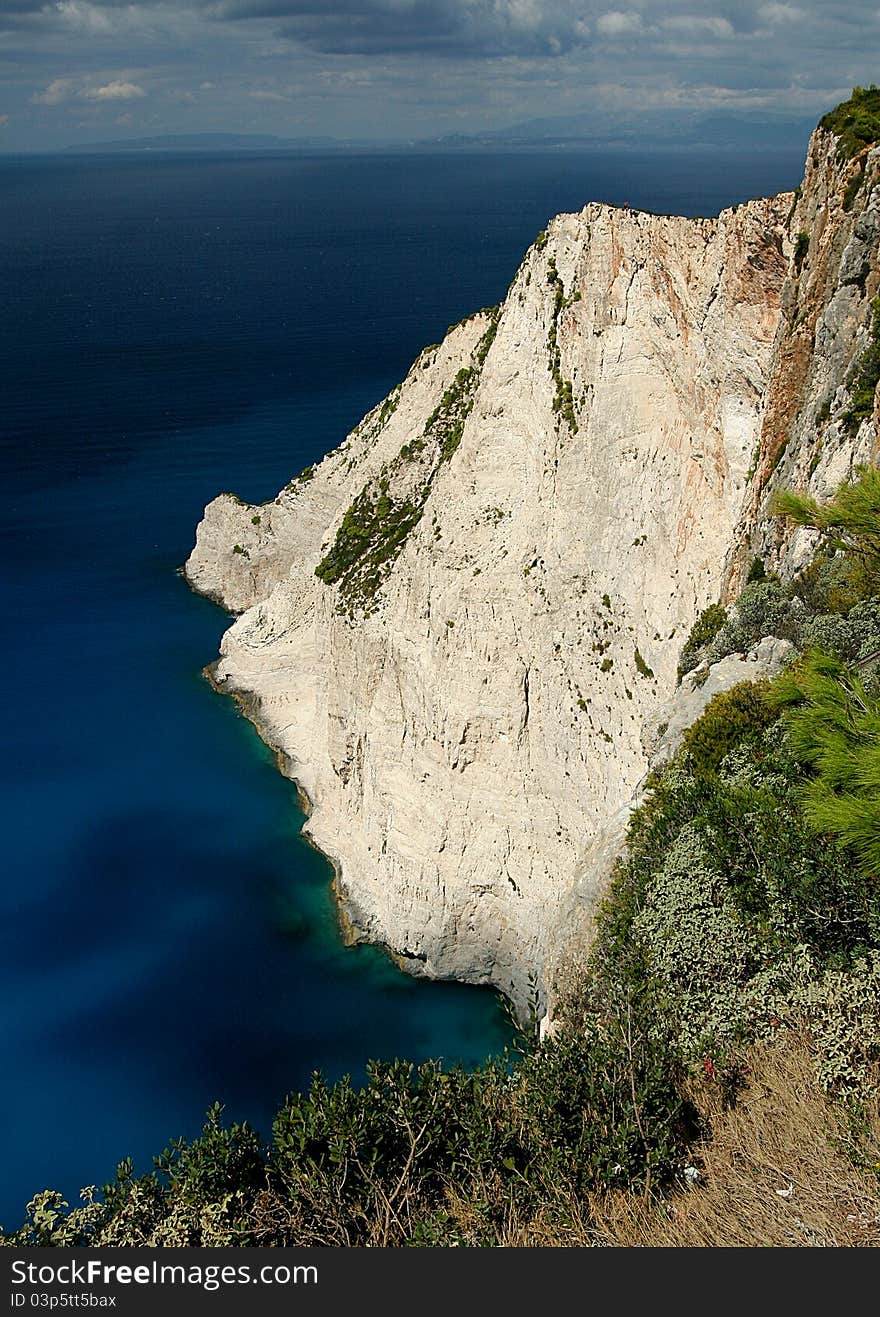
0,145,805,1227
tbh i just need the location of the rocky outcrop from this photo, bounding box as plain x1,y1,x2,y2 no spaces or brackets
186,122,880,1017
724,130,880,590
642,636,797,771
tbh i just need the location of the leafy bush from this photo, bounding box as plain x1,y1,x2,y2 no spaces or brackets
677,602,728,678
844,302,880,432
599,698,880,1086
819,85,880,160
377,389,401,428
631,826,772,1057
424,363,479,462
708,578,798,661
681,680,776,777
4,1009,696,1246
634,647,654,679
794,546,868,616
678,580,801,679
800,596,880,662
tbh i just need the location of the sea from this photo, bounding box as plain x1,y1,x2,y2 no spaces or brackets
0,144,806,1227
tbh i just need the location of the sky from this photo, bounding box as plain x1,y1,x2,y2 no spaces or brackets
0,1,879,150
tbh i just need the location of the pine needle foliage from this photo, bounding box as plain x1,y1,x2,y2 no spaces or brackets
773,652,880,879
772,463,880,594
771,465,880,875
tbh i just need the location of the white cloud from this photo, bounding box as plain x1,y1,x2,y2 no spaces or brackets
758,4,803,23
55,2,114,35
661,16,735,40
596,11,642,38
33,75,147,107
82,80,146,101
32,78,76,105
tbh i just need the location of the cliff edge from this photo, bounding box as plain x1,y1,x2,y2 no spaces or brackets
186,115,880,1016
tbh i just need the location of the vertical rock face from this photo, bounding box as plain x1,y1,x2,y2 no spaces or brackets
725,129,880,591
186,123,879,1015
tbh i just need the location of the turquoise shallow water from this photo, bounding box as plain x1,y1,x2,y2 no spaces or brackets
0,144,805,1228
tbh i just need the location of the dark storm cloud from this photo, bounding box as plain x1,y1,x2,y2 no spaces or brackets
206,0,591,58
10,1,880,61
198,0,880,61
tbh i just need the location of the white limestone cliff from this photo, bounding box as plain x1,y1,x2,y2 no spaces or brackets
186,125,880,1017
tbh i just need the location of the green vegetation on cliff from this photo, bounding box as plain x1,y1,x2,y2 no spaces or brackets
841,299,880,433
820,84,880,159
314,486,424,606
545,256,579,432
315,307,500,616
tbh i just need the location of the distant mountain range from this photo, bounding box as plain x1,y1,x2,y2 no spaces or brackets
65,132,352,154
66,111,817,156
429,109,818,152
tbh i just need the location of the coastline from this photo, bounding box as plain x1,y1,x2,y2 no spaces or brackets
201,656,440,978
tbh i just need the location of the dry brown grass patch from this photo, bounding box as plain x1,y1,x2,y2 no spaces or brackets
590,1031,880,1247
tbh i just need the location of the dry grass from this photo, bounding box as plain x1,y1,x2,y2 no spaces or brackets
591,1032,880,1247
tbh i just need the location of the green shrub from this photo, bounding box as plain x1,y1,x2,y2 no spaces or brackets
709,578,796,658
682,680,776,777
631,827,771,1057
794,547,866,615
800,596,880,662
377,389,401,428
595,676,880,1090
677,602,728,678
819,85,880,160
680,578,801,674
634,647,654,679
844,302,880,432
